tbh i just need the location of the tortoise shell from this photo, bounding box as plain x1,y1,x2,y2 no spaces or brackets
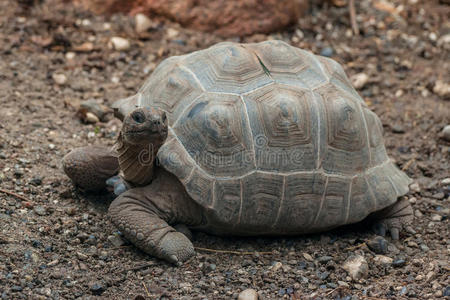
114,40,411,233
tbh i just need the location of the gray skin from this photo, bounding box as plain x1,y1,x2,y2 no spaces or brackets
63,106,413,265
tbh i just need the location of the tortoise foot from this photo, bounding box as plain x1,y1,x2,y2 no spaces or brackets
158,232,195,265
371,198,414,240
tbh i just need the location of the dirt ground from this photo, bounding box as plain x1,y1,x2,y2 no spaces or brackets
0,0,449,299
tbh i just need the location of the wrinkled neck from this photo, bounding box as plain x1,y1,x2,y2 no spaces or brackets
115,133,159,186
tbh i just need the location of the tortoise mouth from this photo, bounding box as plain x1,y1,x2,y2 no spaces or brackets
125,129,160,135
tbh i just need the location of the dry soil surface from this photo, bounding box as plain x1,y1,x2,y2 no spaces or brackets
0,0,449,299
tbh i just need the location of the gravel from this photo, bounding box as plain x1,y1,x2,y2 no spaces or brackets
0,0,448,298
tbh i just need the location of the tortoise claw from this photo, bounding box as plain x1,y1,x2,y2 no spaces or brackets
390,227,400,240
106,175,129,196
373,222,387,236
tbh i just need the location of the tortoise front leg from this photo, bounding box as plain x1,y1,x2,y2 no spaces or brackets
108,183,200,264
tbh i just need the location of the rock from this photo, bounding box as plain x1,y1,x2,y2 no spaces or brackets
73,42,94,52
320,47,334,57
33,206,47,216
11,286,23,292
135,13,152,33
166,28,179,39
441,178,450,185
78,99,112,122
65,52,76,60
107,234,125,247
76,251,88,260
109,37,130,51
30,176,42,186
433,80,450,99
52,73,67,85
342,255,368,280
351,73,369,89
409,182,420,193
270,261,283,272
392,259,406,267
367,236,388,254
302,252,314,261
238,288,258,300
317,255,333,264
444,286,450,297
85,112,99,124
442,125,450,142
437,34,450,50
90,282,105,295
391,124,405,134
75,0,307,37
373,255,393,265
431,214,442,222
420,244,429,252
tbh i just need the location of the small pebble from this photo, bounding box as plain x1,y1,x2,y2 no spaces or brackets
342,255,368,280
90,282,105,295
302,252,314,261
392,259,406,267
52,73,67,85
317,255,333,264
391,124,405,134
442,125,450,142
135,13,152,33
11,286,23,292
238,288,258,300
433,81,450,99
367,236,388,254
420,244,429,252
441,178,450,185
33,206,47,216
166,28,179,39
320,47,334,57
373,255,393,265
30,176,42,186
351,73,369,89
431,214,442,222
409,182,420,193
65,52,76,60
107,234,125,247
270,261,282,272
109,37,130,51
85,112,99,124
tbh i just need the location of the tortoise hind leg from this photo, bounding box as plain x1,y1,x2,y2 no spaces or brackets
62,146,119,192
370,198,414,240
108,185,196,265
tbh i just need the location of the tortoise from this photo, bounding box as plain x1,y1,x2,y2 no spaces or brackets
63,40,414,265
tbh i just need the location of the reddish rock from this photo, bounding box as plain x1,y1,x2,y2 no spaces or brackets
74,0,307,37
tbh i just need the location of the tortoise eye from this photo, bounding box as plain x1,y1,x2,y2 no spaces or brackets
132,111,145,124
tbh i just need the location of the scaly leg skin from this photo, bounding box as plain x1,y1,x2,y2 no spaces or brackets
371,198,414,240
108,171,203,265
62,146,119,192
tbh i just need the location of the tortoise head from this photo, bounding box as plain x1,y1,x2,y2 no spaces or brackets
122,107,168,146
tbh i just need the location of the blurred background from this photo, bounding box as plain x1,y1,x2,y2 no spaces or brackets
0,0,449,299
